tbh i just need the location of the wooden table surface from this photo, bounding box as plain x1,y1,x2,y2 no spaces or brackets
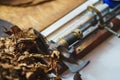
0,0,85,31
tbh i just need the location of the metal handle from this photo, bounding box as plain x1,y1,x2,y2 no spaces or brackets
104,26,120,38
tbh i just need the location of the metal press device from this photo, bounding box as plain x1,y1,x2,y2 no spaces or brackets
33,0,120,73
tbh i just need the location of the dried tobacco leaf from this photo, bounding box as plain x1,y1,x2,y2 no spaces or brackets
14,39,38,53
73,72,82,80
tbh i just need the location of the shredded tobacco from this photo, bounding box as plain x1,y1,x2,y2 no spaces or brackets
0,25,61,80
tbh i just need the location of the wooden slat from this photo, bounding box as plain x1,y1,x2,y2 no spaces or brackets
0,0,85,31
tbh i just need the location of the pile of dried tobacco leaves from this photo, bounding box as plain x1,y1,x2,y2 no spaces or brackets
0,26,61,80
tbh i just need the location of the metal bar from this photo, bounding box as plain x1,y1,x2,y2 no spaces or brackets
104,26,120,37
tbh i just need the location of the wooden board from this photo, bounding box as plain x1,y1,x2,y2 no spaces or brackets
0,0,85,31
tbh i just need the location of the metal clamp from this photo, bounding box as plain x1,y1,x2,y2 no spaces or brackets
87,5,104,25
87,5,120,38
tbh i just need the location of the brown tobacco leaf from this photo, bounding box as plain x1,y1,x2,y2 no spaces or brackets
0,0,53,6
11,25,23,34
14,39,38,53
73,72,82,80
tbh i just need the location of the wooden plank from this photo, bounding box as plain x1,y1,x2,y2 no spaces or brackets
0,0,85,31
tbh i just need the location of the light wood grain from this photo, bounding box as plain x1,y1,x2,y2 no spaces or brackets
0,0,85,31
